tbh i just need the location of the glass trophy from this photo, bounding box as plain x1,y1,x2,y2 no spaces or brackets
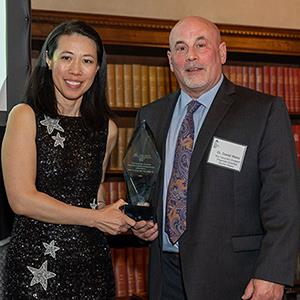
123,120,161,221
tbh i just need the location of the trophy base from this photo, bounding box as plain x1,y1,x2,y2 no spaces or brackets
124,204,155,221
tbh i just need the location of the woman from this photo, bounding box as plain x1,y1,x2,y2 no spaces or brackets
1,20,135,299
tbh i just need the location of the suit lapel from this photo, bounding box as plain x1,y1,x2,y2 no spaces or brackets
154,92,180,162
189,79,236,181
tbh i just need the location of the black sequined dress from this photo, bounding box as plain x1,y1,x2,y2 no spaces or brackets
4,113,115,299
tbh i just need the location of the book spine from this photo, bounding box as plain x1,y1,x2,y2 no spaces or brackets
294,68,300,112
107,63,116,107
102,182,110,206
109,181,119,204
143,247,149,292
222,65,230,79
229,65,237,84
141,65,150,106
164,66,171,95
115,64,125,107
123,64,133,108
289,67,295,113
113,248,128,297
157,66,166,98
248,66,256,90
108,138,118,171
269,66,277,96
132,64,142,108
126,127,134,151
149,66,158,103
126,247,136,296
263,65,271,95
170,71,179,93
242,65,249,88
277,66,285,99
282,67,290,111
118,181,126,201
255,66,263,92
235,65,243,87
117,128,127,171
134,247,146,295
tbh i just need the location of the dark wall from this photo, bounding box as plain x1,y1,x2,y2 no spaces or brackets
7,0,31,111
0,126,13,239
0,0,31,239
0,0,31,126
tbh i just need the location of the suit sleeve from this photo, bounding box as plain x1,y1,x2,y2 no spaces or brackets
254,97,300,286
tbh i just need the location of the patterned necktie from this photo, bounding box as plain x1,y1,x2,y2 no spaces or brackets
165,100,201,244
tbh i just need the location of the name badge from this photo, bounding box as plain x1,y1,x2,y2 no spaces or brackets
207,137,247,172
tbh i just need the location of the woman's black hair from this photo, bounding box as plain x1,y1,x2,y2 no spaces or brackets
25,20,112,134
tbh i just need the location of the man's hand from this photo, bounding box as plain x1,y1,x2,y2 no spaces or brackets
242,278,284,300
132,220,158,241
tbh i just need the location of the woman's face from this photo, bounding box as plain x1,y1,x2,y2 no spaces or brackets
46,33,99,106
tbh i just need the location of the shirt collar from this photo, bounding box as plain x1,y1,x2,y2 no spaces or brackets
179,74,224,110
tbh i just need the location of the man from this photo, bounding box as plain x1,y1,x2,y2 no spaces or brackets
132,16,300,300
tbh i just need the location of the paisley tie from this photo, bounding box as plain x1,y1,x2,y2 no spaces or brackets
165,100,201,244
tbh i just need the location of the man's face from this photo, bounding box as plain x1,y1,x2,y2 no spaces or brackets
168,17,227,99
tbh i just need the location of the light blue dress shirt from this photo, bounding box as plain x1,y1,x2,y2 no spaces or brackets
162,75,224,252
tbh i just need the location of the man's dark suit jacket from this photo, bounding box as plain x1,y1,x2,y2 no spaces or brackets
136,77,300,300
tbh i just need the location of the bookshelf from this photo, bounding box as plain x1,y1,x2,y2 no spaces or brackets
31,9,300,299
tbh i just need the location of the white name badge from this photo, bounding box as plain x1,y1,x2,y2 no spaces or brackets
207,137,247,172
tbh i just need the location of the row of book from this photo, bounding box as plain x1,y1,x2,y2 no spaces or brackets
108,127,134,171
107,64,179,109
106,63,300,113
103,180,126,204
223,65,300,113
112,247,149,298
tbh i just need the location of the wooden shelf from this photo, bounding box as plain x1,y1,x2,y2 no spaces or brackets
112,107,138,113
290,113,300,120
107,233,147,248
106,169,124,179
31,9,300,56
117,294,147,300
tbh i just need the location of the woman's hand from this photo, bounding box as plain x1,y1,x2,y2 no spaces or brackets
94,199,136,235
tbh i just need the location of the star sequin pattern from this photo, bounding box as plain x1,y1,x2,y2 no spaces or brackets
27,261,56,291
52,132,65,148
40,115,64,134
43,240,60,259
90,198,98,210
